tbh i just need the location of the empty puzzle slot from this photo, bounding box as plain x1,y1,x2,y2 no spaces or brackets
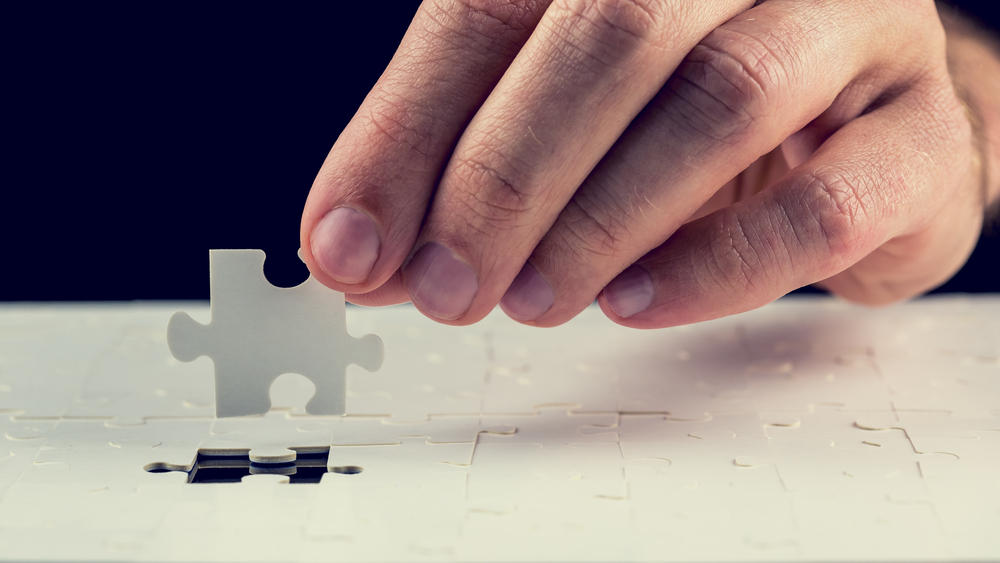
145,448,363,483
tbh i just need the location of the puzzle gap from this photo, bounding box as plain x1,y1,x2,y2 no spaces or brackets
144,448,362,483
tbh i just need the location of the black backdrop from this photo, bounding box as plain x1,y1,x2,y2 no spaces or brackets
5,3,997,301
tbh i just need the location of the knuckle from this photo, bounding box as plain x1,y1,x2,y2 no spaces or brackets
325,93,440,198
704,211,770,300
361,91,439,161
918,80,973,156
546,0,667,69
697,170,882,302
446,0,547,31
797,167,874,259
449,151,536,233
666,30,787,144
426,0,549,56
556,194,632,261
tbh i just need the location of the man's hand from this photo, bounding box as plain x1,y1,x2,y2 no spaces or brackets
300,0,998,328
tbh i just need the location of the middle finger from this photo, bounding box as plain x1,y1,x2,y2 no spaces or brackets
402,0,754,323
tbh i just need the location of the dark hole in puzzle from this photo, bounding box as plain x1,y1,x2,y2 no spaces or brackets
146,448,363,484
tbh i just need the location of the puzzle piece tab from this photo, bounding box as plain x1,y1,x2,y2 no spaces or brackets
166,250,384,417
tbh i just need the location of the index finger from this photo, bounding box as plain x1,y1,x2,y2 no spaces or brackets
300,1,552,301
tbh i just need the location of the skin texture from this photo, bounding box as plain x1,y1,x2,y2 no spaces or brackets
301,0,1000,329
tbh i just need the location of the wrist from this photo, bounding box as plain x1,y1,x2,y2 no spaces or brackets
940,7,1000,220
939,4,1000,218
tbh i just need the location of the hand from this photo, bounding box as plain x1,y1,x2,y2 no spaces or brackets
301,0,998,328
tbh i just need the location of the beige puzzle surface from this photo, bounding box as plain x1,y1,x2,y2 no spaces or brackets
0,296,998,561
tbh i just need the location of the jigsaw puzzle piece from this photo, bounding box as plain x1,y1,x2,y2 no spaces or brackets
744,351,892,413
0,479,186,555
64,313,216,424
855,411,1000,478
741,296,883,357
455,441,632,527
0,304,78,336
329,415,513,446
857,299,999,418
167,249,384,418
713,298,906,413
875,351,1000,419
327,436,475,479
147,471,314,560
307,470,467,560
734,408,949,500
477,406,618,446
738,309,893,412
614,316,752,420
0,307,126,418
696,408,941,560
454,442,644,561
0,419,197,558
458,509,639,563
483,306,623,414
1,419,59,499
898,450,1000,560
212,363,277,420
25,419,211,486
264,372,320,414
0,515,138,559
628,484,799,561
202,411,339,463
305,475,357,542
3,418,56,444
790,493,947,560
879,296,998,358
609,411,787,526
345,306,490,421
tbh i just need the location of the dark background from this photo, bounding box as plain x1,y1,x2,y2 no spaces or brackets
5,2,997,301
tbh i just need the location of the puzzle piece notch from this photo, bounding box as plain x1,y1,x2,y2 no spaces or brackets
855,411,1000,473
167,250,384,418
732,408,954,498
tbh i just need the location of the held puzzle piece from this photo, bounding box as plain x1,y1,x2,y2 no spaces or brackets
166,249,384,418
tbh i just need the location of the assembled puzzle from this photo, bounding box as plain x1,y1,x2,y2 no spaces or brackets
0,249,997,561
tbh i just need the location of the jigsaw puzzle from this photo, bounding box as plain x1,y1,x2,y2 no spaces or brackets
166,249,384,417
1,295,999,562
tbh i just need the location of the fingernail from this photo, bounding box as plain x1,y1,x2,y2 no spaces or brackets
406,242,478,320
500,263,554,322
310,207,380,284
604,265,654,318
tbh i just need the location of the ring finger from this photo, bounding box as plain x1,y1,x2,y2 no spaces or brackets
501,0,940,325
